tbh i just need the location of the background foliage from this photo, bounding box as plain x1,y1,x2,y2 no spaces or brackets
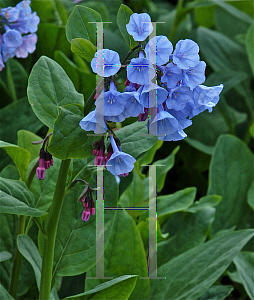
0,0,253,299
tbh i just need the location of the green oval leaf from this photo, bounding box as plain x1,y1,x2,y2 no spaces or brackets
27,56,84,129
66,5,102,45
71,38,96,62
0,178,47,217
0,141,31,182
117,4,137,49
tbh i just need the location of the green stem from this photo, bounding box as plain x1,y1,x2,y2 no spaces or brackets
39,159,71,300
27,159,39,189
9,215,26,298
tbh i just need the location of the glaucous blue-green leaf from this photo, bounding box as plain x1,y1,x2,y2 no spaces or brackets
0,285,14,300
48,104,97,159
0,251,12,262
247,181,254,210
208,135,253,233
198,26,251,74
63,275,137,300
116,121,158,158
198,285,234,300
71,38,96,63
36,23,71,59
234,252,254,300
27,56,84,129
0,98,43,145
0,141,31,181
17,235,59,300
0,178,47,217
158,187,196,224
6,59,28,101
186,195,222,213
215,2,252,40
116,4,137,49
150,229,254,300
158,207,215,267
66,5,102,45
17,130,42,162
53,171,118,277
246,23,254,75
86,210,150,300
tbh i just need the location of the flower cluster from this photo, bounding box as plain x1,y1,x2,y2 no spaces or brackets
0,0,40,71
79,12,223,177
78,184,96,222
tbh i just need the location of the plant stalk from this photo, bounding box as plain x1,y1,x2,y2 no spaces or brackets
9,215,26,298
39,159,71,300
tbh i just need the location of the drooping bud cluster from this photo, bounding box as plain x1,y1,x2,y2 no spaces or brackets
79,12,223,177
32,133,53,180
77,183,96,222
0,0,40,71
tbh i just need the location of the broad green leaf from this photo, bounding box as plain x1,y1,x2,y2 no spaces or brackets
158,187,196,224
48,104,97,159
0,251,12,262
246,23,254,75
150,229,254,300
54,50,80,92
0,213,17,290
71,38,96,62
82,1,110,24
234,252,254,300
66,5,102,45
118,165,144,208
198,27,251,74
27,56,84,129
17,235,59,300
0,178,47,217
86,210,150,300
247,181,254,210
117,4,137,49
198,285,234,300
28,157,61,212
186,195,222,213
36,23,71,59
0,141,31,181
154,146,179,192
31,0,62,23
0,97,43,145
138,140,163,165
158,207,215,267
215,2,252,40
194,4,215,28
0,285,14,300
110,121,158,159
205,71,248,93
53,171,118,277
0,165,20,180
63,275,137,300
208,135,253,233
17,130,42,162
185,101,246,155
6,59,28,101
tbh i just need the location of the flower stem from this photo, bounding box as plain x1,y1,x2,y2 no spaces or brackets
9,215,26,298
169,0,184,41
39,159,71,300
